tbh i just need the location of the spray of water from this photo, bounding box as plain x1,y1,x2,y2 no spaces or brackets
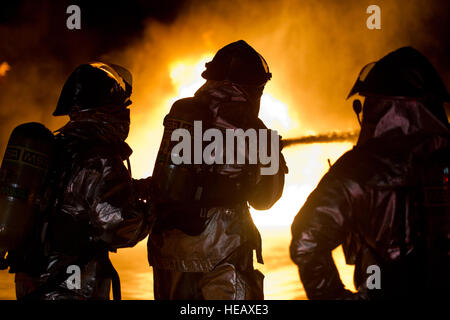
281,131,358,148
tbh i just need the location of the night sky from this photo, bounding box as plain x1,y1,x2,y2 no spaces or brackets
0,0,187,69
1,1,449,74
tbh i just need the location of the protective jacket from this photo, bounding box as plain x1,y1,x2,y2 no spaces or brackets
148,80,287,299
290,96,449,300
10,111,152,300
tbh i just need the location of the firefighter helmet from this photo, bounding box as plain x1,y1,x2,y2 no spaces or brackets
201,40,272,87
53,62,132,116
347,46,450,102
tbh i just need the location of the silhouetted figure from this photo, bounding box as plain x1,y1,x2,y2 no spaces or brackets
290,47,449,300
7,63,153,300
149,40,287,300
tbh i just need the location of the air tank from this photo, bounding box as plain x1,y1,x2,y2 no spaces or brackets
0,122,54,251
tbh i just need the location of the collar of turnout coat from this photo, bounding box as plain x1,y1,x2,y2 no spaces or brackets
357,97,449,146
195,80,258,108
192,79,265,131
56,110,133,160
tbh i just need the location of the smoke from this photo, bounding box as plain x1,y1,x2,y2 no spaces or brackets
0,0,449,178
106,0,450,176
0,0,184,148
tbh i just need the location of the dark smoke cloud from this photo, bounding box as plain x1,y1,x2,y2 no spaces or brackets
0,0,185,152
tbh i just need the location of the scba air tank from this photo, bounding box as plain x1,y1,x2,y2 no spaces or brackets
0,122,54,251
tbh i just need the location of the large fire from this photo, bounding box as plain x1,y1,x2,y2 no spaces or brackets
125,56,357,297
0,0,447,301
132,56,355,228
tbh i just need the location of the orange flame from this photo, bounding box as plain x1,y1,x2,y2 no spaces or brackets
0,62,10,77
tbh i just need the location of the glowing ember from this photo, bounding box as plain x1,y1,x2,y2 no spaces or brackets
0,62,10,77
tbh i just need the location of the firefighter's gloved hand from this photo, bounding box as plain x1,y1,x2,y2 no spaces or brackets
133,177,154,201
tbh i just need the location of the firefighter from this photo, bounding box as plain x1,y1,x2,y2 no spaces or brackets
148,40,288,300
290,47,450,300
6,62,153,300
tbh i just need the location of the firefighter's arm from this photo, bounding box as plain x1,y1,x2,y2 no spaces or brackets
248,122,288,210
289,174,356,300
88,158,154,250
248,151,287,210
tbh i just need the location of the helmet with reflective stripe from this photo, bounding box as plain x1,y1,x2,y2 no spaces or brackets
53,62,132,116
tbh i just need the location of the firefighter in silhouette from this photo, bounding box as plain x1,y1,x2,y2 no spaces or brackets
149,40,287,299
290,47,449,299
4,62,153,300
